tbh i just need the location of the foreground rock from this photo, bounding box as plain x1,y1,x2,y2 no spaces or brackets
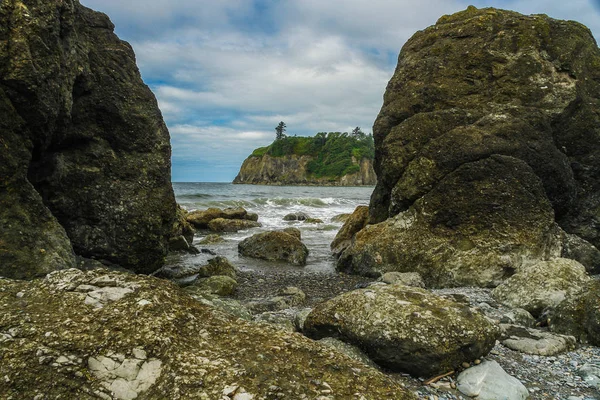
186,207,258,229
341,6,600,286
492,258,591,317
0,269,415,399
238,231,309,266
304,284,500,377
500,324,576,356
457,360,529,400
550,280,600,345
0,0,177,277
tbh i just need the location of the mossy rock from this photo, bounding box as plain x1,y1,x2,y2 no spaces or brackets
207,218,261,233
304,284,500,377
0,269,414,399
238,231,309,266
550,280,600,345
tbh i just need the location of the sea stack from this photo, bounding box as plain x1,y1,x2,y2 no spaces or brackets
0,0,176,277
337,7,600,287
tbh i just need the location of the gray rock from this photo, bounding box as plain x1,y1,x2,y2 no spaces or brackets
197,256,237,279
578,363,600,389
244,287,306,314
304,284,500,377
238,231,309,266
457,360,529,400
208,218,262,233
492,258,591,317
283,212,309,221
550,280,600,345
500,308,537,328
188,276,238,296
330,206,370,258
294,308,313,332
560,230,600,274
379,272,425,288
500,324,576,356
198,234,225,245
254,310,297,332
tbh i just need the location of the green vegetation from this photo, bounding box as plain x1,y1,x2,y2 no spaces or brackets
250,130,374,179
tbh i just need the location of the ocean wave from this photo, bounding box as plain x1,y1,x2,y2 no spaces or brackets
251,197,352,208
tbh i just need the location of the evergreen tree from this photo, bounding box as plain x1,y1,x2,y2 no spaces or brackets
275,121,287,140
351,126,364,138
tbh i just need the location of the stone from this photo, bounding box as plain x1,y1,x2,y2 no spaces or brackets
191,276,238,297
0,269,414,399
283,212,310,221
331,214,351,223
560,230,600,274
550,280,600,345
167,235,192,252
500,324,576,356
343,6,600,286
282,227,302,240
254,311,297,332
492,258,591,317
379,272,425,288
245,287,306,314
500,308,537,328
187,291,252,321
330,206,370,258
197,256,237,280
304,284,500,377
304,218,324,224
238,231,309,266
187,207,255,229
208,218,262,233
198,234,225,245
0,1,177,277
578,364,600,389
338,156,561,287
170,206,195,247
457,360,528,400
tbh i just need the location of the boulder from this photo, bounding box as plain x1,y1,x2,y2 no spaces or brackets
253,310,298,332
283,212,309,221
190,275,238,296
197,256,237,279
338,156,561,287
304,218,323,224
185,291,252,321
198,234,225,244
456,360,529,400
549,280,600,345
578,364,600,390
491,258,591,317
304,284,500,377
282,227,302,240
499,308,537,328
0,269,414,399
345,6,600,286
0,0,177,277
317,338,379,369
187,207,256,229
238,231,309,266
331,213,351,223
208,218,261,233
560,230,600,274
330,206,370,258
500,324,576,356
378,272,425,288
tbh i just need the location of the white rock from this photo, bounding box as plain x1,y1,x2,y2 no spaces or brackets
457,360,529,400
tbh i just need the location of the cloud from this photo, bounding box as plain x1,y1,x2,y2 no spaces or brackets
79,0,600,181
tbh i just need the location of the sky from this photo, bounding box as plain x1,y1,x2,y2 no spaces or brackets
79,0,600,182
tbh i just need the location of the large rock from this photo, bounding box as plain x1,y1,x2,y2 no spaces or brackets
0,0,176,277
500,324,576,356
344,6,600,285
207,218,262,233
0,269,415,399
550,280,600,345
331,205,370,258
338,156,561,287
303,284,500,377
238,231,309,266
491,258,591,317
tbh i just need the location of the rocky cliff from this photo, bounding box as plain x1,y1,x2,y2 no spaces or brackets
337,7,600,286
233,154,376,186
0,0,176,278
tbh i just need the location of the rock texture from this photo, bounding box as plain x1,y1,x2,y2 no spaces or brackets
491,258,591,317
339,7,600,286
186,207,257,229
238,230,309,266
550,280,600,345
233,154,376,186
304,284,500,377
0,269,415,399
331,205,370,258
500,324,576,356
456,360,529,400
0,0,176,277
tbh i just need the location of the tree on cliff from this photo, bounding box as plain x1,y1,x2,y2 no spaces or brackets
352,126,365,138
275,121,287,140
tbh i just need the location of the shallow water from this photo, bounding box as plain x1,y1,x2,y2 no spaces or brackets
173,182,373,274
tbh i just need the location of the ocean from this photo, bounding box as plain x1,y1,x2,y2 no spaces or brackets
172,182,374,274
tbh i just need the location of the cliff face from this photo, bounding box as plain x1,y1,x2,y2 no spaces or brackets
0,0,176,278
233,154,376,186
337,7,600,286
